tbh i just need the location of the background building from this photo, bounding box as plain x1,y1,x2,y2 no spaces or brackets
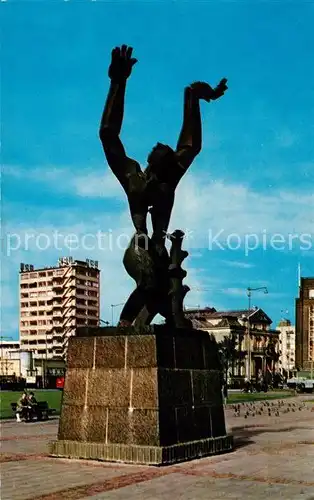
185,307,280,381
0,340,20,376
296,277,314,371
277,319,295,377
19,257,100,362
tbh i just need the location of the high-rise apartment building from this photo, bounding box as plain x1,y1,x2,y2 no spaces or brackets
295,277,314,371
19,257,100,360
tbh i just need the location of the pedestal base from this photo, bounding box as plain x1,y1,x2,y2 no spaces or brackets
49,325,233,465
50,435,232,465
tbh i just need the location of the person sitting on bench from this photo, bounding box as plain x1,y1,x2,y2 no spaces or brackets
27,392,38,419
28,392,37,406
16,392,28,422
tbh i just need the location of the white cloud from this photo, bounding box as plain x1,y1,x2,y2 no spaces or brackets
2,164,124,200
4,164,314,260
3,163,313,338
72,170,124,199
222,287,246,297
5,163,314,243
221,260,255,269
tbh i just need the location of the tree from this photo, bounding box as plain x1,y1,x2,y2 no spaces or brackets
264,337,280,373
217,334,239,383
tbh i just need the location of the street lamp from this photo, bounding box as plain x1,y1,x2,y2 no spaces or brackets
245,287,268,380
110,303,125,326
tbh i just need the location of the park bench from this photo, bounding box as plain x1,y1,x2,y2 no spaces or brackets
11,401,56,421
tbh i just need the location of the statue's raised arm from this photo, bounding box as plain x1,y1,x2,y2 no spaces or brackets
174,79,228,184
99,45,139,190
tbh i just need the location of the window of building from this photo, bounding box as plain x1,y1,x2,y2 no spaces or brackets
87,311,98,318
77,307,87,314
88,300,98,308
76,298,86,306
88,319,98,326
54,269,63,277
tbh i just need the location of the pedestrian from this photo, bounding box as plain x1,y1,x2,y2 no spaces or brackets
223,382,228,406
16,392,28,422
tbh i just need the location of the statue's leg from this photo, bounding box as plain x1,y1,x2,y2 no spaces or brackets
119,286,146,325
133,305,156,327
118,235,157,325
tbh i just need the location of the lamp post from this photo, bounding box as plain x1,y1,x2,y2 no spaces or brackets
245,287,268,380
110,303,125,326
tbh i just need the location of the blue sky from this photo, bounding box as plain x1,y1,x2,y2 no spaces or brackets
1,1,314,340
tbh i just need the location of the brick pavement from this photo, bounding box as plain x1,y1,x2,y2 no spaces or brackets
1,396,314,500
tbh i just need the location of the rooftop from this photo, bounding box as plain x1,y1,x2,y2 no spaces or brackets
20,258,100,274
185,307,260,318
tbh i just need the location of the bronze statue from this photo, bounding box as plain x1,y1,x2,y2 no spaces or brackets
99,45,227,327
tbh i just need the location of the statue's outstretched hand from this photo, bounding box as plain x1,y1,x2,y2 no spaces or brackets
190,79,228,102
211,78,228,100
108,45,138,82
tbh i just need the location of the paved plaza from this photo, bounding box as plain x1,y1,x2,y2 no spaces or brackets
1,396,314,500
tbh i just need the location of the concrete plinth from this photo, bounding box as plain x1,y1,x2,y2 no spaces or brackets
49,325,233,465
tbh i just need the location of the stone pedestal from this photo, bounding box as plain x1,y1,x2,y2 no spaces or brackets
49,326,232,465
